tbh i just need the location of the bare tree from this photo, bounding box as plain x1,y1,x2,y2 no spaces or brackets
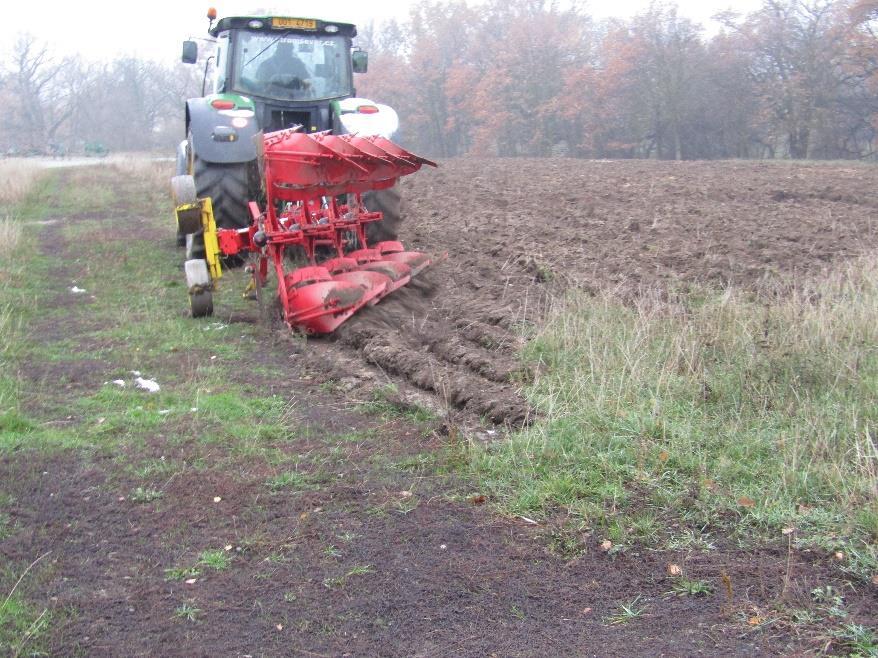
1,34,82,151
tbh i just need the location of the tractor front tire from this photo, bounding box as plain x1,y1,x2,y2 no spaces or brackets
364,186,402,243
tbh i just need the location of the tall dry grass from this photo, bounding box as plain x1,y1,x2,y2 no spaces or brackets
470,255,878,575
0,159,42,424
0,159,44,206
110,156,175,195
0,217,22,260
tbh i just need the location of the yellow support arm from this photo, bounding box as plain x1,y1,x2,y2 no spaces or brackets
174,197,222,282
200,197,222,281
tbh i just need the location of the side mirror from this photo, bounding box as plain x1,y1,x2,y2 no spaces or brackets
182,40,198,64
351,49,368,74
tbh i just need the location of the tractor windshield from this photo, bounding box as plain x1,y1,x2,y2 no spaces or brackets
233,32,351,101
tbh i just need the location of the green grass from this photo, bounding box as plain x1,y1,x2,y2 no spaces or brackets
346,565,374,577
198,549,232,571
833,623,878,656
0,590,50,656
265,469,317,491
164,566,201,581
667,578,714,597
606,595,647,625
130,486,163,503
469,257,878,578
0,180,61,656
322,565,375,589
174,601,201,623
0,177,50,453
0,553,54,657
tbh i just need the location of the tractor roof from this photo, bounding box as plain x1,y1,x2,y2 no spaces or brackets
210,16,357,38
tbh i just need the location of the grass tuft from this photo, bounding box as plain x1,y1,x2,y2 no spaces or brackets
832,622,878,655
130,487,163,503
667,578,714,597
173,601,201,623
164,566,200,581
606,595,647,625
198,549,232,571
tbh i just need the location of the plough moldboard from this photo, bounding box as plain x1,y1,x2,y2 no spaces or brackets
172,128,437,334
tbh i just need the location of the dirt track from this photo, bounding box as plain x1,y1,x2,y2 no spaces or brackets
327,158,878,426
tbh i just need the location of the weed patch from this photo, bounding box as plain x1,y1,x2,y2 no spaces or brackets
174,601,201,623
199,549,232,571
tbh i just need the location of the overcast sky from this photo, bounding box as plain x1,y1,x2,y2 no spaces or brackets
3,0,763,62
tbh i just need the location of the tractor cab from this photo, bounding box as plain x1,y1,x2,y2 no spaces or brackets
183,15,368,134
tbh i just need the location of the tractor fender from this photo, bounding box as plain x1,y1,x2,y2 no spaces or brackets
335,97,399,139
185,97,260,164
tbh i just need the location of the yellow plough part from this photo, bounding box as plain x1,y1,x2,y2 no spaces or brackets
175,197,223,281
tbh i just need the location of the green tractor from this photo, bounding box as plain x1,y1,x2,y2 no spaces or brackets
176,10,403,254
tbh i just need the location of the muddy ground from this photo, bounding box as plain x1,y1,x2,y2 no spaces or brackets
2,159,877,656
329,158,878,426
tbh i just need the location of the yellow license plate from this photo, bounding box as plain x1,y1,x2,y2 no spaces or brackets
271,17,317,30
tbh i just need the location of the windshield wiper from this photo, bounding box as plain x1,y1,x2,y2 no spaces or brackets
243,30,292,68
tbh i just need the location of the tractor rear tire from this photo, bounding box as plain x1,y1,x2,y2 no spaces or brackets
189,156,258,266
364,186,402,243
192,156,256,230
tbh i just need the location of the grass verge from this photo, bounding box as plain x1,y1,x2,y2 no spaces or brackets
469,256,878,578
0,171,51,451
0,163,309,650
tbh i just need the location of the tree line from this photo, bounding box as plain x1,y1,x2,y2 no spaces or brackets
0,34,199,155
358,0,878,160
3,0,878,160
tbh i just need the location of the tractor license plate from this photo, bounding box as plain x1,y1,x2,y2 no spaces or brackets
271,17,317,30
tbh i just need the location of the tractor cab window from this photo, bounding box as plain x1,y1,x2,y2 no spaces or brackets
215,32,229,93
233,32,351,101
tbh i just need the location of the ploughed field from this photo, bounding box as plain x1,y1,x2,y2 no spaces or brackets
334,158,878,425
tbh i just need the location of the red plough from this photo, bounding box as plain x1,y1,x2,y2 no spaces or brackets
174,128,437,334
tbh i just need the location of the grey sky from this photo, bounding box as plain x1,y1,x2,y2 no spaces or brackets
4,0,763,62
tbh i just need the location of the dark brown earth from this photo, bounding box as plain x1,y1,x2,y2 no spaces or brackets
330,158,878,426
2,160,877,657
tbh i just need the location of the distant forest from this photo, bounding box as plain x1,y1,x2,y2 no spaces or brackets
4,0,878,160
